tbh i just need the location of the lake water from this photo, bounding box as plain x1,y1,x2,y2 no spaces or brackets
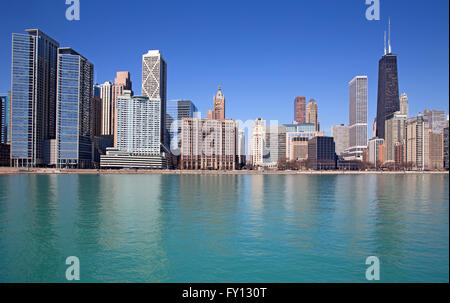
0,174,448,283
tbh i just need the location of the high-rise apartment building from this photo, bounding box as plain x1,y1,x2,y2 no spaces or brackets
428,131,444,170
55,48,94,168
424,110,446,133
112,72,132,146
11,29,59,167
406,114,430,170
385,111,407,162
400,92,408,117
251,118,266,167
306,99,319,132
100,91,168,169
331,124,350,156
142,50,167,148
101,81,114,135
376,23,400,139
180,118,238,170
0,95,6,144
294,96,306,124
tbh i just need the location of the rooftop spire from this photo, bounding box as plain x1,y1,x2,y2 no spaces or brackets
384,31,387,55
388,17,392,54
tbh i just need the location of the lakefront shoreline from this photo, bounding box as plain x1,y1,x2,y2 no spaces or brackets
0,167,448,176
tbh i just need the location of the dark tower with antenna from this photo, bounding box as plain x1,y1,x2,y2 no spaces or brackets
376,19,400,139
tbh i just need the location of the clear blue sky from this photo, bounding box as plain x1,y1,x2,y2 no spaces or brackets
0,0,448,136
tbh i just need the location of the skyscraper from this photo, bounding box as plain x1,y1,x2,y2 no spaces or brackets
294,96,306,124
213,86,225,120
142,50,167,148
100,81,113,135
0,95,6,144
347,76,368,160
112,72,132,146
306,99,319,132
251,118,266,166
55,48,94,168
91,84,102,138
376,21,400,139
11,29,59,167
385,111,407,163
100,91,168,169
407,114,429,170
400,92,409,117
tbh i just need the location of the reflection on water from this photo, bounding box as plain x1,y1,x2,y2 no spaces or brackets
0,174,448,282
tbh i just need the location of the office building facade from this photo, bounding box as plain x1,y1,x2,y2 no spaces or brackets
265,125,286,167
349,76,368,149
11,29,59,167
55,48,94,168
308,136,336,170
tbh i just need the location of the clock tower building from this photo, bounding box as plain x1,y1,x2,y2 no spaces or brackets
213,86,225,120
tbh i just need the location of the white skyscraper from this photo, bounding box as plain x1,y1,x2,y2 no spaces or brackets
251,118,266,166
116,91,161,154
345,76,368,160
142,50,167,148
101,81,113,135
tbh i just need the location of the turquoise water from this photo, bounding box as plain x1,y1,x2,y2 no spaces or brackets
0,174,448,283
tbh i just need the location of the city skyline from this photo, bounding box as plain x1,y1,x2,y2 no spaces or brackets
0,1,448,139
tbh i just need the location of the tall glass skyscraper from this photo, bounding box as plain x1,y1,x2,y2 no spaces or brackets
376,25,399,139
11,29,59,167
55,48,94,168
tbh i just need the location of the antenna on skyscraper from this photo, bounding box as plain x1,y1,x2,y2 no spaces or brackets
384,31,387,55
388,17,392,54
